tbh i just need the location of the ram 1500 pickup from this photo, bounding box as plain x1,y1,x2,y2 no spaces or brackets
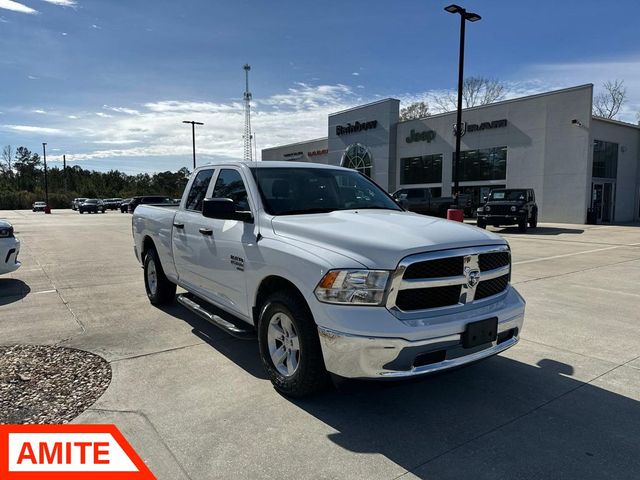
132,162,525,397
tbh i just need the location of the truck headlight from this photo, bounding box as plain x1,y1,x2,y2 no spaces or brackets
510,206,517,212
315,270,389,305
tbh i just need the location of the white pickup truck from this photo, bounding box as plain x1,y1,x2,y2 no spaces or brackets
132,161,525,396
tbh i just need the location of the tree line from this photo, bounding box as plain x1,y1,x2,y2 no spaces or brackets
0,146,190,210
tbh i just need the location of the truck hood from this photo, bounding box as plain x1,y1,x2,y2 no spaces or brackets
271,210,505,269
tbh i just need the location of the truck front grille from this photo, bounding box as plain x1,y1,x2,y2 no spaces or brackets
403,257,463,279
475,274,510,300
387,245,511,313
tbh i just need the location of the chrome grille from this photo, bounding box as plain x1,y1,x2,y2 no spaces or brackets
387,245,511,313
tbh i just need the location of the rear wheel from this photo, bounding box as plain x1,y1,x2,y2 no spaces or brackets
258,291,330,397
143,247,176,305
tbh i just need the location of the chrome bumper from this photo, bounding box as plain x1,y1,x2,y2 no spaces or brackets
318,311,524,379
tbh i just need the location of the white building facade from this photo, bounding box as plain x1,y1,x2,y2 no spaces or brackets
262,84,640,224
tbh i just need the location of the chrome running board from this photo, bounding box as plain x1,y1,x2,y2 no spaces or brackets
176,293,255,340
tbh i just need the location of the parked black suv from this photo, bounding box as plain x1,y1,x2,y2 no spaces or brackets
127,195,174,214
476,188,537,232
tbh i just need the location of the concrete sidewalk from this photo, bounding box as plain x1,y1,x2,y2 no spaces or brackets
1,210,639,479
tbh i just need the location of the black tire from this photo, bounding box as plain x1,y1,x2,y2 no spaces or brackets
476,219,486,229
143,247,176,306
258,291,330,397
518,219,528,233
79,210,84,214
529,212,538,228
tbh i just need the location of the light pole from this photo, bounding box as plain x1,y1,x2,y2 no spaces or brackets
42,142,51,214
444,4,481,213
182,120,204,170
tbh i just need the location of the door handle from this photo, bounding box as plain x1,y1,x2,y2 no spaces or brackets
173,223,185,229
199,227,213,236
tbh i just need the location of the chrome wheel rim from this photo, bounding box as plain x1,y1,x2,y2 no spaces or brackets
147,257,158,296
267,312,300,377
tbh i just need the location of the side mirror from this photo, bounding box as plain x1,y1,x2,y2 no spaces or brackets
202,198,253,223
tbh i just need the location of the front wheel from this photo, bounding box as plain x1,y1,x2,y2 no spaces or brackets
258,292,330,397
144,247,176,305
476,219,486,229
529,212,538,228
518,219,528,233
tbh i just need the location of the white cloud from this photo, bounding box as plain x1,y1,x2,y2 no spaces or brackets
95,112,112,118
0,0,38,14
103,105,140,115
61,32,67,35
352,72,359,76
2,124,65,134
40,0,76,6
67,115,78,119
27,75,38,80
91,23,100,29
32,109,47,114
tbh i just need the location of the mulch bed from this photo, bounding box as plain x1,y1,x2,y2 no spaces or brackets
0,344,111,424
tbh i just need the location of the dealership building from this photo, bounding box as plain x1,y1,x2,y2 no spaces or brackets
262,84,640,224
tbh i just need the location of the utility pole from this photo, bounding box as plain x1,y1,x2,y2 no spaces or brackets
182,120,204,170
63,154,67,192
243,64,253,161
42,142,51,214
444,4,481,217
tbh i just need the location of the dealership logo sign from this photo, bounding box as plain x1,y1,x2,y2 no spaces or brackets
0,424,155,479
466,119,507,133
405,129,436,144
308,149,328,157
335,120,378,136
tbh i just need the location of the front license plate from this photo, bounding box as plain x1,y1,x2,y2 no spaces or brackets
462,317,498,348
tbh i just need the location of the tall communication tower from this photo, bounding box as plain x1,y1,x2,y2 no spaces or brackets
242,64,253,161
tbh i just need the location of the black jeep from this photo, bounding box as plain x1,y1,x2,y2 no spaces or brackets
476,188,537,232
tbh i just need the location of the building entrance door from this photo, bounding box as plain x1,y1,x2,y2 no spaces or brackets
591,181,615,223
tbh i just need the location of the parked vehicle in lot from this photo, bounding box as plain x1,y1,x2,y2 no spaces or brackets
0,220,20,275
120,198,132,213
476,188,538,232
127,195,174,214
78,199,106,214
132,162,525,397
32,201,47,212
103,198,123,210
72,198,87,211
392,187,473,218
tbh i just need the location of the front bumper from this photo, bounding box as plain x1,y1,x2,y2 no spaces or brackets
317,288,525,379
478,213,525,225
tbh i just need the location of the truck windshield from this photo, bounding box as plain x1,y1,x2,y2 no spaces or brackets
251,167,402,215
489,190,526,201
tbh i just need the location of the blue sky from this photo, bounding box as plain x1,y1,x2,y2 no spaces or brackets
1,0,639,173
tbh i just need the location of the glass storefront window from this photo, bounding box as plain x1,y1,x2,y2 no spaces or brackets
592,140,618,179
453,146,507,182
341,143,373,177
400,154,443,184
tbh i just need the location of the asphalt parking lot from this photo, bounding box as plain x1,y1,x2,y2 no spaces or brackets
1,209,639,479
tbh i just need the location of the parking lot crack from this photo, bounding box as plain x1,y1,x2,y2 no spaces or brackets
109,341,206,363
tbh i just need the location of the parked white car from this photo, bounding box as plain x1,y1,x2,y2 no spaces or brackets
132,162,525,397
0,220,21,275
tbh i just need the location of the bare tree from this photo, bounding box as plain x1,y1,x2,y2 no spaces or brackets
1,145,12,173
593,80,627,119
399,101,430,121
431,76,507,112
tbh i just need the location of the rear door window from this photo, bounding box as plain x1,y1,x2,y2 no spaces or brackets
185,169,215,211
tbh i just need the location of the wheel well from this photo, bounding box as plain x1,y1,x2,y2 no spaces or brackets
253,276,310,328
141,236,155,261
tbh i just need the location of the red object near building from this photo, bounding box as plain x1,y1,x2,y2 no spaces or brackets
447,208,464,222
